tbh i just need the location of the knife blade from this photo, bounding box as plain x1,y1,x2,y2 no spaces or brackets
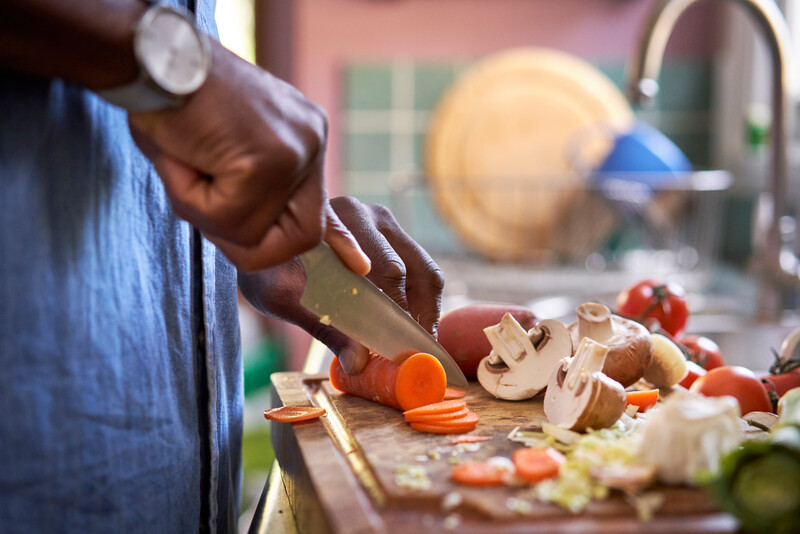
299,242,468,388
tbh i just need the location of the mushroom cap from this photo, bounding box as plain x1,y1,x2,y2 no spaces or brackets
567,303,653,387
478,317,572,401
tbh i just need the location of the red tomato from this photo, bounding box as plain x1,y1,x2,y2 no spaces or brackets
689,365,773,415
681,335,726,370
616,279,689,337
678,359,707,389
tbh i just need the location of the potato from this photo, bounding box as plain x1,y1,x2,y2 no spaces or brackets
438,303,537,379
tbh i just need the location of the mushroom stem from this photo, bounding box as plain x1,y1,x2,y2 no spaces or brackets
576,302,614,343
566,338,609,390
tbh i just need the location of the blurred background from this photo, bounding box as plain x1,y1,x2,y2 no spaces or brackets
213,0,800,526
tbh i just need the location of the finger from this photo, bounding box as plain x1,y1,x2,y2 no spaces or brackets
205,172,326,271
329,198,410,313
324,204,371,276
370,205,445,336
151,152,212,228
336,342,370,375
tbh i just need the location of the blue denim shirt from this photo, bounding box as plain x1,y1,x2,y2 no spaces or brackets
0,2,243,532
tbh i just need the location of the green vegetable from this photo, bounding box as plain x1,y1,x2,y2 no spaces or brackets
703,388,800,533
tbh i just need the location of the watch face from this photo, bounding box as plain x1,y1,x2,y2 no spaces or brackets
135,7,209,96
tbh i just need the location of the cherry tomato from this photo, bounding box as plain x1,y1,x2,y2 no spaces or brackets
616,279,689,337
678,359,707,389
689,365,773,415
681,335,725,370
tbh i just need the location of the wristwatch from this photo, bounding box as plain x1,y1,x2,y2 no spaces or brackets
98,2,211,112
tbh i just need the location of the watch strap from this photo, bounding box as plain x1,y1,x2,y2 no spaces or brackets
97,79,183,113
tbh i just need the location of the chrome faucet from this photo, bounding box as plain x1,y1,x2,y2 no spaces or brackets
626,0,796,320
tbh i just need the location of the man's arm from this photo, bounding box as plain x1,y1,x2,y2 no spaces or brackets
0,0,370,274
0,0,144,90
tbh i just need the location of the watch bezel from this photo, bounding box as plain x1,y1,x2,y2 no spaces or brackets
132,3,211,101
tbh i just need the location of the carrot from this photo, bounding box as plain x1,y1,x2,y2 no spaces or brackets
424,410,479,428
264,406,326,423
451,461,511,486
443,386,466,400
404,407,470,424
626,389,659,412
408,411,480,434
512,447,565,483
409,421,477,434
329,352,446,411
450,435,492,444
402,399,466,417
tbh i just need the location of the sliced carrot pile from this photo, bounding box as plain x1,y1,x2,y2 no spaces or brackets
329,352,446,411
409,422,475,434
512,447,565,483
451,461,510,486
403,398,479,434
404,407,470,424
450,435,492,444
402,399,465,417
626,389,659,413
443,386,466,400
264,406,326,423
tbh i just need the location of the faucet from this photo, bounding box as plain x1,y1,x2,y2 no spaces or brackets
626,0,796,320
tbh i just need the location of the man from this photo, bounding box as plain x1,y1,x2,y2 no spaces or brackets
0,1,445,532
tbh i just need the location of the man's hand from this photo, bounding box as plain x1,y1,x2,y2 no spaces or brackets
238,197,445,374
129,41,368,272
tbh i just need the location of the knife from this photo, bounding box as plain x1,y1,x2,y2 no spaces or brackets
299,242,468,388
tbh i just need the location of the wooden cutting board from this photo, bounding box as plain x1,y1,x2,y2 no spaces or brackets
270,373,739,534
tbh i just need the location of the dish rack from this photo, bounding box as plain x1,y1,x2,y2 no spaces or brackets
387,170,732,274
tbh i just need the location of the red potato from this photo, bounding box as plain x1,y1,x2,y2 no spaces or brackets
437,303,537,379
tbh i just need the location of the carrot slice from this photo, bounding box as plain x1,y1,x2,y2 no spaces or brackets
512,447,565,483
443,386,466,400
405,407,470,424
402,399,466,417
329,352,446,411
426,410,479,428
409,421,477,434
450,435,492,444
626,389,659,412
451,461,510,486
264,406,326,423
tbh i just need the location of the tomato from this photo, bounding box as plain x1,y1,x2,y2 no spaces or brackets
678,359,707,389
689,365,773,415
616,279,689,337
681,335,726,370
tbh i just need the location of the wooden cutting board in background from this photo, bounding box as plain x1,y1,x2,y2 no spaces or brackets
270,373,739,533
425,48,633,263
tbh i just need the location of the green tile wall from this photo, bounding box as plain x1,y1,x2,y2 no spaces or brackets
341,59,715,259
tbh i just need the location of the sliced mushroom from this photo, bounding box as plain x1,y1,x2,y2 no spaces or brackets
478,313,572,400
567,302,653,387
543,337,627,432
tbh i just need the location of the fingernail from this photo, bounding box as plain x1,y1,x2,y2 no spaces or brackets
338,347,356,374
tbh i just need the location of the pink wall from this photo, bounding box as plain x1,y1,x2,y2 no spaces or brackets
261,0,720,371
290,0,719,193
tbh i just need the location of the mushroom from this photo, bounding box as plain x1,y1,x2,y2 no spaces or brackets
643,333,688,388
543,337,627,432
478,313,572,400
567,302,653,387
